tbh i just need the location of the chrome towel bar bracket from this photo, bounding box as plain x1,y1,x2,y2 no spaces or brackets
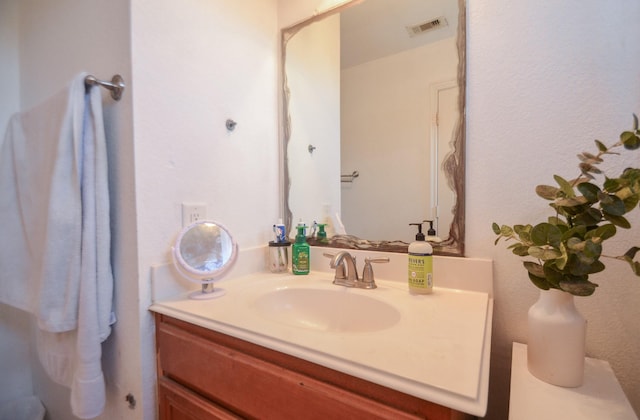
84,74,125,101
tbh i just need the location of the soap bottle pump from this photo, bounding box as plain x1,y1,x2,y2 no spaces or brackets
424,219,442,244
408,222,433,294
292,222,310,275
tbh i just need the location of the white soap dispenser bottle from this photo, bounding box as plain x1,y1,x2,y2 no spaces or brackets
408,222,433,294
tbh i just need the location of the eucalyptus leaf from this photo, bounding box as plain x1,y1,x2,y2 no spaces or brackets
491,223,501,235
513,224,532,242
554,175,575,197
569,258,597,276
603,213,631,228
586,260,606,274
577,182,600,203
573,208,602,226
580,162,602,175
531,223,562,247
559,277,598,296
603,177,621,192
555,196,589,208
621,131,640,150
580,151,603,163
528,272,550,290
500,225,514,236
547,216,568,227
595,139,608,152
536,185,560,200
528,246,562,260
628,260,640,276
624,246,640,260
562,225,587,241
566,237,584,250
588,224,616,241
511,244,530,256
523,261,543,276
621,189,640,212
542,263,563,288
579,240,602,263
600,194,626,216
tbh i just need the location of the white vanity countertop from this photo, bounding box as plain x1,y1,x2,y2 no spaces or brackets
149,248,494,416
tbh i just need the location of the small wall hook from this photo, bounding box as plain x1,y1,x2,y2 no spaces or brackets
226,119,237,131
308,144,317,154
125,393,136,409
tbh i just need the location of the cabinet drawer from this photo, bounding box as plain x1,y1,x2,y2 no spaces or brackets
158,377,241,420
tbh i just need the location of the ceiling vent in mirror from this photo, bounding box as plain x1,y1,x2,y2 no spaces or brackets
406,17,448,37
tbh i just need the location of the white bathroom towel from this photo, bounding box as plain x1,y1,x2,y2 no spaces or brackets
0,73,114,419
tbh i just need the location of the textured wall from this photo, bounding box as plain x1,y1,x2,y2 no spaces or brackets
466,1,640,418
131,1,280,417
0,1,30,405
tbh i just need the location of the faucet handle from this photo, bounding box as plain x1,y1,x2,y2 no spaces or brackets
323,252,347,280
360,257,390,289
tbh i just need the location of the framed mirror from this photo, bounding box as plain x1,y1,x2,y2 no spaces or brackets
281,0,465,256
172,220,238,299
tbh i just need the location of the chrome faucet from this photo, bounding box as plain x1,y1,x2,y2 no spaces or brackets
323,252,389,289
327,251,359,287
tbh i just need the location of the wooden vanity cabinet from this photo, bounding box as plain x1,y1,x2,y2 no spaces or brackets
155,313,472,420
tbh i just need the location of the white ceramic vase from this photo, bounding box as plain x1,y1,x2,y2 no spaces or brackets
527,288,586,387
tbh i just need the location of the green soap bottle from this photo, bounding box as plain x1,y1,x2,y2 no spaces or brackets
316,223,328,243
292,224,310,275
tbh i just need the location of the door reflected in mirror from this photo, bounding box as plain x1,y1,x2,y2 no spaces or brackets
282,0,465,255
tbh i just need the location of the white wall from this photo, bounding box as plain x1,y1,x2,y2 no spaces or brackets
0,1,32,405
130,0,280,417
2,1,138,419
286,14,341,234
0,0,19,130
341,37,457,242
466,0,640,418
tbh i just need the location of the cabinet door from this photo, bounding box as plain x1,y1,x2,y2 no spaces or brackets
158,377,241,420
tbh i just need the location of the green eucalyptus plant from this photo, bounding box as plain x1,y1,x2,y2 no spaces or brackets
493,115,640,297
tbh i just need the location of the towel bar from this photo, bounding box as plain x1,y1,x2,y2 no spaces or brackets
341,170,359,183
84,74,125,101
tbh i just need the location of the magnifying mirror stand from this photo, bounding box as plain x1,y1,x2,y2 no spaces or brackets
172,248,228,300
190,282,226,300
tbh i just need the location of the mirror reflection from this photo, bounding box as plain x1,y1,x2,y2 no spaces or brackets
179,222,235,273
282,0,465,255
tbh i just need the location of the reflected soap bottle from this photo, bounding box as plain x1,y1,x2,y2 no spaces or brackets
292,223,310,275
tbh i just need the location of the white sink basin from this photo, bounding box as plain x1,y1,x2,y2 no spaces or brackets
251,288,401,332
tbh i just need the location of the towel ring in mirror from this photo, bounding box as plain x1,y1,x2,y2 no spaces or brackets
172,220,238,300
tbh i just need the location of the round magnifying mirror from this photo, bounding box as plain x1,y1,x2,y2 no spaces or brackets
172,220,238,300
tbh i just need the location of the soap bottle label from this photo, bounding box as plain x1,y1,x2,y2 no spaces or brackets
408,254,433,291
293,249,309,274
